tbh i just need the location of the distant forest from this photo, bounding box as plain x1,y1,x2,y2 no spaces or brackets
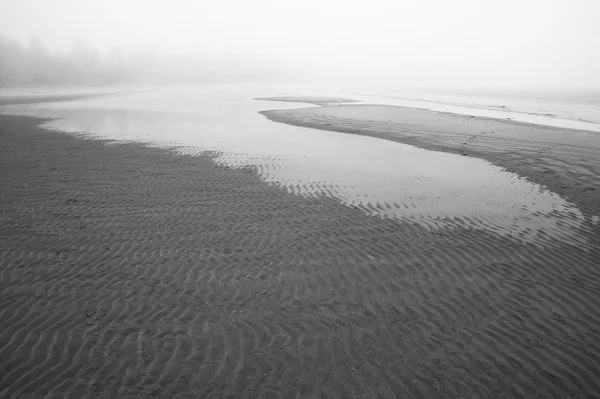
0,35,310,87
0,35,136,86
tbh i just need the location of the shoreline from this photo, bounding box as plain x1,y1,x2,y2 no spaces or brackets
344,94,600,133
1,108,600,396
254,96,359,106
259,102,600,219
0,92,124,107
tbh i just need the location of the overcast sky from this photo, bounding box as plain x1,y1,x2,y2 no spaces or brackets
1,0,599,89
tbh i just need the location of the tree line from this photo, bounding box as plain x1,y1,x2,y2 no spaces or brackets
0,35,136,86
0,34,320,87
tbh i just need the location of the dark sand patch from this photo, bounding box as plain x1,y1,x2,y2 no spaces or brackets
255,96,358,106
1,114,600,398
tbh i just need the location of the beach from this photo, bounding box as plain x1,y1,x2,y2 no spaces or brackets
1,93,600,398
260,100,600,217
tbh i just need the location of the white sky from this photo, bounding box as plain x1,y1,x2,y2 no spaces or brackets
1,0,599,89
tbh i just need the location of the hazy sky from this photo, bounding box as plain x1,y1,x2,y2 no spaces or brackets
1,0,599,89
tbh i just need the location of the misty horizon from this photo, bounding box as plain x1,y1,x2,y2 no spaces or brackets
1,0,599,90
2,2,600,398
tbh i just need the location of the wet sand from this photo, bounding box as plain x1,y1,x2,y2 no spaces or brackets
1,100,600,398
0,92,120,107
260,102,600,218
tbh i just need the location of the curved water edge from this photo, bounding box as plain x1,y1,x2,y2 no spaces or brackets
345,92,600,133
0,86,596,247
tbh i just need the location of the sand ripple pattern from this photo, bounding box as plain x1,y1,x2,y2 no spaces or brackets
1,115,600,398
260,106,600,213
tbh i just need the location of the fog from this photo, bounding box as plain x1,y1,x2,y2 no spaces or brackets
1,0,599,89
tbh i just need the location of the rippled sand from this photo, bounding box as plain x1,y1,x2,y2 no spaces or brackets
260,102,600,223
1,94,600,398
5,90,593,248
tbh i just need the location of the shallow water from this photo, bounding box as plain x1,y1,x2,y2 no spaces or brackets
348,89,600,133
0,85,592,246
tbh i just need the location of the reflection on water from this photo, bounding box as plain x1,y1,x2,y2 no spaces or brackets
0,86,592,246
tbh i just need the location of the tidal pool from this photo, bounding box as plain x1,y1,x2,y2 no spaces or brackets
1,85,592,247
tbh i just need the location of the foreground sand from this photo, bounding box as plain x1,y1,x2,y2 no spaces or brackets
1,107,600,398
